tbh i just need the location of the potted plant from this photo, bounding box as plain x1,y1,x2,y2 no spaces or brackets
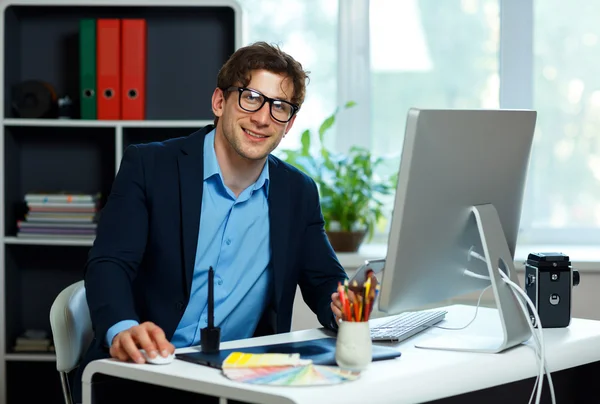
280,102,397,252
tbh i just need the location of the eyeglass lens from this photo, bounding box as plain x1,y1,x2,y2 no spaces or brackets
239,89,293,122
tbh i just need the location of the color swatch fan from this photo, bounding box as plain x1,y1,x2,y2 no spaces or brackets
222,352,360,386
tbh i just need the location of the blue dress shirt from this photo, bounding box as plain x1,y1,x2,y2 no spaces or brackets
106,129,272,347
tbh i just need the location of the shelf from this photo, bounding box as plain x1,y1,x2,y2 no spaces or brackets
3,118,213,128
5,353,56,362
1,2,239,402
3,119,117,127
4,4,236,120
3,125,115,235
3,236,94,246
7,360,64,403
4,244,88,354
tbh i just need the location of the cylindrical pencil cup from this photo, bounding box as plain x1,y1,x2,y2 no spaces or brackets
335,321,372,372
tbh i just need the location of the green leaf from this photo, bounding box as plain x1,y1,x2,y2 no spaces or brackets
300,129,311,156
318,114,336,144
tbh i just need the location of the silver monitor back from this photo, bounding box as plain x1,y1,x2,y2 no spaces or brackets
378,108,537,353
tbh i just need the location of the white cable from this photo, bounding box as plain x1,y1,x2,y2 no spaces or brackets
462,269,491,281
518,293,545,404
434,285,491,330
505,271,543,404
499,267,543,404
500,271,555,404
469,250,487,263
465,250,555,404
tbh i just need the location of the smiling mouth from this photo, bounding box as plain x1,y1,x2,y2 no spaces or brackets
243,128,268,139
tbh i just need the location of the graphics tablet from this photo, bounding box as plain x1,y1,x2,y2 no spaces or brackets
176,337,401,369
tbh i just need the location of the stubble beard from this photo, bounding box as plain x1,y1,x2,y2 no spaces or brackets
224,125,279,161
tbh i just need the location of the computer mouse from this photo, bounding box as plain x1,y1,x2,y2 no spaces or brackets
139,349,175,365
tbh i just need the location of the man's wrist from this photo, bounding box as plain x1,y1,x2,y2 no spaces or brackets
106,320,139,347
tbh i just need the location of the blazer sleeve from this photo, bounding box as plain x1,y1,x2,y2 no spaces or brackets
297,178,348,330
84,144,149,342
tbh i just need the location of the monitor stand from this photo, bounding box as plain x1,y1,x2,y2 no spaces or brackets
415,203,532,353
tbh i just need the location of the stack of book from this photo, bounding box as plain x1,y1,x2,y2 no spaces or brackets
16,192,100,240
13,329,54,353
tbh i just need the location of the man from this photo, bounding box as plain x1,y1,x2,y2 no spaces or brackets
73,42,350,402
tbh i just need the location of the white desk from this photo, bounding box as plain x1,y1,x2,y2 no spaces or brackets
81,305,600,404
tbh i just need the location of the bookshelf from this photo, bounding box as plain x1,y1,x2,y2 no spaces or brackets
0,0,241,402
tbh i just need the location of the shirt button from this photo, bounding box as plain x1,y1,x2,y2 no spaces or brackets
217,278,223,286
225,239,231,245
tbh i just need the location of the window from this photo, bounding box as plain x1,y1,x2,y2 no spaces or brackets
367,0,500,243
517,0,600,245
345,0,599,249
240,0,600,249
236,0,338,151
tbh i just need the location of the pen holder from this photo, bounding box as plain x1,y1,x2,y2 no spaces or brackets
201,326,221,353
335,321,372,372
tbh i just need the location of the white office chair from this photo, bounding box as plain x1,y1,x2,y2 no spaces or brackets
49,280,93,404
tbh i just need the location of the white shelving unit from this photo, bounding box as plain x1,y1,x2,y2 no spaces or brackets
0,1,241,402
5,353,57,362
3,118,214,128
3,236,94,247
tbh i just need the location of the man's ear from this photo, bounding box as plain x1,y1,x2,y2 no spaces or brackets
284,114,298,135
212,88,225,119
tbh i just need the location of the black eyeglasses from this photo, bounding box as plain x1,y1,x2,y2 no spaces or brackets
223,86,299,123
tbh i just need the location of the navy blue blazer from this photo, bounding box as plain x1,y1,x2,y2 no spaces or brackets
73,125,347,401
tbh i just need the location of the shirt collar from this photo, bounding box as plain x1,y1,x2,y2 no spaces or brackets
254,158,270,197
203,129,220,181
203,129,270,196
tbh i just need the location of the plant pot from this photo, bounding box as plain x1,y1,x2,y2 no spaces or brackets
326,230,367,253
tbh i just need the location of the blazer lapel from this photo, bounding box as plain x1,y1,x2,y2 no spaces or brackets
268,156,291,312
178,127,212,298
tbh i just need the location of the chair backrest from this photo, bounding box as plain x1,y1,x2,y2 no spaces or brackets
49,280,94,373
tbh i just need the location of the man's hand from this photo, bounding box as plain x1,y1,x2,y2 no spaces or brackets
331,286,377,323
109,321,175,363
331,292,344,324
331,289,359,323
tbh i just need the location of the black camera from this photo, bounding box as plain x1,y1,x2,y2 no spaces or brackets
525,252,580,328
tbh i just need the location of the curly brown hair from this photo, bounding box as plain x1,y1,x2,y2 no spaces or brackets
214,41,310,125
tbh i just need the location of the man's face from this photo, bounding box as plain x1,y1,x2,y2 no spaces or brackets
212,70,298,161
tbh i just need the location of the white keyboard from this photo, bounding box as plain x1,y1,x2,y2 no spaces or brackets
370,310,447,342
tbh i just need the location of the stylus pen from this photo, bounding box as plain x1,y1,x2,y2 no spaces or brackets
208,266,214,329
200,266,220,353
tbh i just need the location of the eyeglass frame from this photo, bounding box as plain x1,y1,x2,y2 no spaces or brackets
221,86,300,123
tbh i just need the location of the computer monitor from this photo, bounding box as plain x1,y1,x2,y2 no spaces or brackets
378,108,537,353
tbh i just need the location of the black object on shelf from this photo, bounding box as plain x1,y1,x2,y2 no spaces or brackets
57,95,74,119
11,80,58,118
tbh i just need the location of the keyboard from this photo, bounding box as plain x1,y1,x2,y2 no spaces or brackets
370,310,447,342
